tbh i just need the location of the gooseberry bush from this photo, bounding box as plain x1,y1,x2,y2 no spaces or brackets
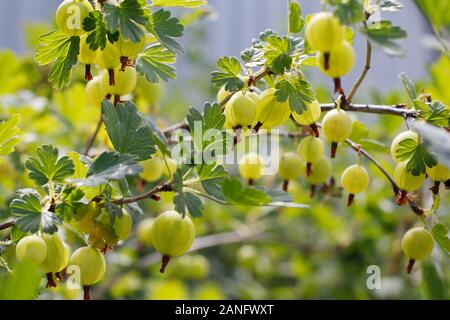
0,0,449,300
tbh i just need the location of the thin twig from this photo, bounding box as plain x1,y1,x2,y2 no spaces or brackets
111,182,173,206
0,221,15,231
84,117,103,156
347,40,372,103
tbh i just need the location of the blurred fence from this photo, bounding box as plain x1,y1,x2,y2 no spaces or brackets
0,0,434,94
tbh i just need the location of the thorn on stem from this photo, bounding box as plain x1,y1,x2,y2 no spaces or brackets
396,190,408,206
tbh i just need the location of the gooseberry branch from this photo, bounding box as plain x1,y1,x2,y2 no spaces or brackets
0,220,15,231
346,40,372,103
111,182,173,206
84,116,104,156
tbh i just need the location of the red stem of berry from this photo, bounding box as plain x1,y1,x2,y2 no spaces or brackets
324,52,330,70
310,123,320,137
282,180,289,192
83,286,91,300
108,68,115,86
150,194,161,201
120,56,128,71
347,194,355,207
306,162,312,176
430,181,440,195
310,185,316,198
330,142,338,158
396,190,408,206
45,272,57,288
114,95,121,105
160,255,171,273
248,178,254,186
406,259,415,274
85,64,93,81
333,78,342,94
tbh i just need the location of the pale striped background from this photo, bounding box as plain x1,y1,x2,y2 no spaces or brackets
0,0,434,95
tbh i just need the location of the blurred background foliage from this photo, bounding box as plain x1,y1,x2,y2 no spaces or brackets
0,1,449,300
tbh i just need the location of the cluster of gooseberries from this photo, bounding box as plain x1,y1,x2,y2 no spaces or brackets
306,12,355,92
56,0,147,106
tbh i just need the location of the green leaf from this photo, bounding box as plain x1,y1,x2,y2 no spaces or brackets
409,120,450,169
349,120,369,143
210,56,244,91
102,100,156,161
136,43,177,82
103,0,149,42
426,101,450,127
420,261,447,299
222,177,272,206
0,114,21,157
240,47,265,68
35,30,80,90
150,9,185,54
275,78,316,113
83,10,120,50
380,0,403,12
329,0,364,25
431,223,450,257
70,152,141,187
10,189,60,234
172,168,204,217
196,164,228,201
264,35,293,75
363,21,407,57
396,139,437,176
141,115,171,156
289,1,304,34
0,261,42,299
399,72,417,102
25,145,74,186
414,0,450,31
55,187,85,221
151,0,207,8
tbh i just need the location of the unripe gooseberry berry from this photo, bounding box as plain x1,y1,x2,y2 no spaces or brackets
137,218,155,247
102,66,137,97
341,164,370,206
224,92,257,129
56,0,93,36
150,210,196,273
278,152,305,191
85,76,108,107
292,100,322,126
238,153,264,182
298,136,324,176
69,246,106,290
306,12,344,53
15,235,47,265
99,210,133,241
318,42,355,78
390,130,420,163
139,156,164,182
168,254,210,280
255,88,291,129
162,157,178,177
306,157,331,186
401,227,434,273
41,233,70,274
116,31,146,59
394,161,425,192
135,77,162,106
79,35,99,81
322,108,353,158
426,162,450,182
247,92,260,103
